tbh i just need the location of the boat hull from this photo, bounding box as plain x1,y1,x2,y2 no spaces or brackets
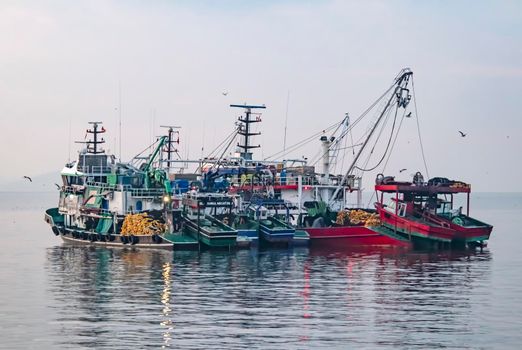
376,205,491,244
55,227,176,249
303,225,411,248
183,220,237,248
236,229,259,248
258,225,294,244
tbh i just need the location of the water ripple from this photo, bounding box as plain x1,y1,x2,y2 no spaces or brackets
40,246,496,349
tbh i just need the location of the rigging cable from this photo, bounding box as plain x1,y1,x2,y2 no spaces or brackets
263,121,341,160
214,129,240,168
131,137,162,165
365,107,408,208
381,107,408,171
412,77,430,178
338,124,349,174
205,127,239,160
354,104,395,178
264,81,396,162
354,100,399,172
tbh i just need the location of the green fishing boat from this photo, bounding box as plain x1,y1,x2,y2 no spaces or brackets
181,192,238,248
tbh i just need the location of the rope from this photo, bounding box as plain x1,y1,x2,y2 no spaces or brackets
382,107,408,171
412,78,430,178
354,101,399,172
205,127,238,159
263,121,340,160
264,82,396,162
356,107,393,175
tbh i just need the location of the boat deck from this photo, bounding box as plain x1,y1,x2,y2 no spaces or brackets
162,233,199,249
368,225,411,243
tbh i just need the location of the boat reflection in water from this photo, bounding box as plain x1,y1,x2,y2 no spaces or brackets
45,246,492,349
160,262,173,348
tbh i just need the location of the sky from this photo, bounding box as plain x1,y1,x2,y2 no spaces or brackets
0,0,521,192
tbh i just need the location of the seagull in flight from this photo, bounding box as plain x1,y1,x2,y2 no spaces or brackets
458,131,467,137
222,91,228,96
406,112,412,118
399,168,407,173
23,176,32,182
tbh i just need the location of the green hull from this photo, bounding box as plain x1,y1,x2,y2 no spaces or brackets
184,224,237,248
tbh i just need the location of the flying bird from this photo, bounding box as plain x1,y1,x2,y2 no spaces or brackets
458,131,467,137
405,112,412,118
399,168,407,173
222,91,228,96
23,176,32,182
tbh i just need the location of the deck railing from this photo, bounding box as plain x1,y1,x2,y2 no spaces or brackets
77,165,112,174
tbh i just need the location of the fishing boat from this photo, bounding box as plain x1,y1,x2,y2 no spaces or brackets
374,173,493,248
181,191,238,248
244,202,296,246
229,213,259,247
44,122,199,250
213,207,260,248
212,71,417,248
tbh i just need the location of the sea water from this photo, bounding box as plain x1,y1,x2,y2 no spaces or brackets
0,192,521,349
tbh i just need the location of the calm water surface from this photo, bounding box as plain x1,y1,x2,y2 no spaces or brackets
1,192,521,349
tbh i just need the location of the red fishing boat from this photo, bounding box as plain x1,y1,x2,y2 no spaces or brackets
374,173,493,248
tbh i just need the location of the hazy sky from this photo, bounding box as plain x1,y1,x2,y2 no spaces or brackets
1,0,521,191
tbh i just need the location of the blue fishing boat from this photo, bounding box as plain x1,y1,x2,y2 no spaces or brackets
248,205,294,245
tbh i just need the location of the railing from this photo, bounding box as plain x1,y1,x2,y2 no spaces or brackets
130,188,166,197
227,175,361,190
420,210,451,228
77,165,112,174
80,207,114,217
228,176,316,187
85,181,166,198
62,185,85,194
85,181,118,191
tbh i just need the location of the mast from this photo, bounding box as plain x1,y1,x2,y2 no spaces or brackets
230,104,266,161
329,69,413,204
160,125,181,173
76,121,106,154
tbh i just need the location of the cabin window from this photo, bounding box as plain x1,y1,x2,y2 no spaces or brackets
398,203,407,217
385,200,396,213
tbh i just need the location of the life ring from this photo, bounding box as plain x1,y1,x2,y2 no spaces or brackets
89,233,97,242
222,217,229,225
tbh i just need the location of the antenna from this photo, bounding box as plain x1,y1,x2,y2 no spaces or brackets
68,118,72,162
118,80,122,162
283,90,290,152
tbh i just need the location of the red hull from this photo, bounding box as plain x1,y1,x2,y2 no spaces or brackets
376,205,492,243
303,226,411,248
